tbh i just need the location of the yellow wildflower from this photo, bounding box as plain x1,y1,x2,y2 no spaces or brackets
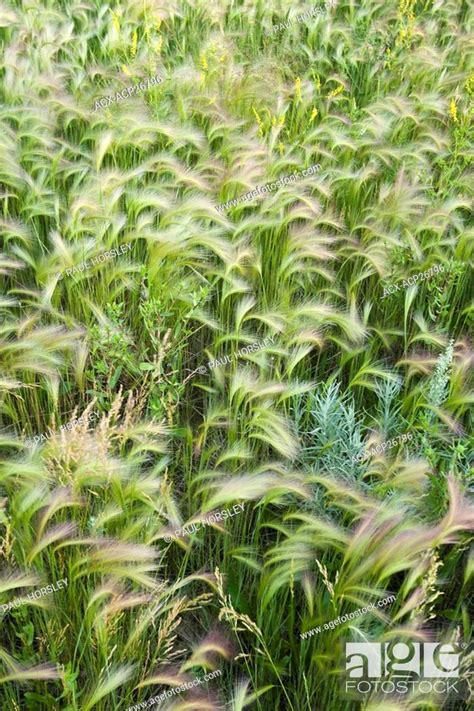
252,106,264,136
397,0,416,45
278,115,285,127
131,31,138,58
465,71,474,98
398,0,415,16
252,106,263,128
449,98,458,123
310,107,318,121
326,82,344,99
278,141,285,156
294,76,302,102
111,11,120,33
200,52,208,72
121,64,131,76
155,36,163,55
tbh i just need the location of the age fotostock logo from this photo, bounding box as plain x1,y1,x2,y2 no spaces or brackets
345,642,465,697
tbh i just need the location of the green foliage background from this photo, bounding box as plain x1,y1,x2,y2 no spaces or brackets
0,0,472,709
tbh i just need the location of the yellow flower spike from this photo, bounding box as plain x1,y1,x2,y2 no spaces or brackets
252,107,264,137
155,36,163,55
398,0,415,16
397,0,416,45
278,141,285,156
131,31,138,58
252,106,263,127
122,64,132,76
397,27,407,44
326,82,344,99
465,71,474,98
310,107,318,121
111,11,120,33
278,115,285,127
294,76,302,102
200,52,208,72
449,98,458,123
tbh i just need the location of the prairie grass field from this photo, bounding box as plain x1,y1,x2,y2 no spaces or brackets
0,0,473,709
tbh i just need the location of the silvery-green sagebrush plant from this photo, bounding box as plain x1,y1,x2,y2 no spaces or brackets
0,0,472,708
